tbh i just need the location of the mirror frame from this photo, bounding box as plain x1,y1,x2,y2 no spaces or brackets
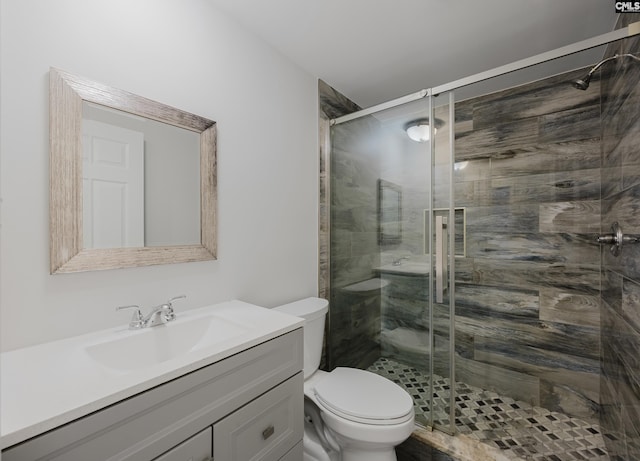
49,68,217,273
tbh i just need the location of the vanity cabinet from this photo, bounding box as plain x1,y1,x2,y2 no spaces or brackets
2,329,303,461
153,427,211,461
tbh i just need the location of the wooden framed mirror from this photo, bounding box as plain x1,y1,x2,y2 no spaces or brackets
49,68,217,273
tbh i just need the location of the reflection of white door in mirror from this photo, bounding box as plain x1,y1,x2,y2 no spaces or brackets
82,101,201,248
82,120,144,249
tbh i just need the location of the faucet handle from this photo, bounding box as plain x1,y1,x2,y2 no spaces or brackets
163,295,186,322
168,295,186,304
393,256,410,266
116,305,144,329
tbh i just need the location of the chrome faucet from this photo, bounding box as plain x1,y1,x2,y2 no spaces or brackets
117,295,186,329
392,256,410,266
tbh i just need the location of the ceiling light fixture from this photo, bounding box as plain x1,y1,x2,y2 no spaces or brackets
403,118,445,142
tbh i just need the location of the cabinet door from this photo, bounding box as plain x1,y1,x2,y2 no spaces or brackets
279,441,303,461
214,373,303,461
153,427,212,461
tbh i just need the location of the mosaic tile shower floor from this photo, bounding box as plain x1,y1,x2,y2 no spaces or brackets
368,357,612,460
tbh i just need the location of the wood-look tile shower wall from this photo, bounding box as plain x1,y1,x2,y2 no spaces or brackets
447,67,603,424
319,80,384,370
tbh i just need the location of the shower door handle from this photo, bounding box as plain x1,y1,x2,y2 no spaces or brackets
435,216,448,303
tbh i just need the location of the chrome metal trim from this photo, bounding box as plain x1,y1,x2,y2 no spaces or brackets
331,89,429,126
447,90,456,435
432,22,639,94
329,21,640,126
597,222,640,257
435,215,446,304
427,91,435,430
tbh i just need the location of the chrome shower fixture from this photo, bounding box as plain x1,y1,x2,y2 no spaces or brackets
597,222,640,257
572,53,640,90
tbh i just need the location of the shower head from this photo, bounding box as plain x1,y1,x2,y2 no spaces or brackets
572,74,592,90
572,53,640,90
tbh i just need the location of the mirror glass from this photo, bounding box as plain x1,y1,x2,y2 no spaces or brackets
82,102,200,248
50,68,217,273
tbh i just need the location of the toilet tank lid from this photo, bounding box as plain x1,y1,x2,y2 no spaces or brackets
273,297,328,321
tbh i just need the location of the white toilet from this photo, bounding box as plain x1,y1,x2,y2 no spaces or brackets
275,297,415,461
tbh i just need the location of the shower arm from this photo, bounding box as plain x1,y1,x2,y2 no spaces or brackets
586,53,640,77
586,55,619,77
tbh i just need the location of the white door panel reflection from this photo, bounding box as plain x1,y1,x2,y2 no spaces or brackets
82,120,145,249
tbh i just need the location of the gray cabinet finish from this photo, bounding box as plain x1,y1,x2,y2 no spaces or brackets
280,442,304,461
153,428,211,461
213,373,303,460
3,330,302,461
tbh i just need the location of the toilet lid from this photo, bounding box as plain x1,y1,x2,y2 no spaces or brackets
314,368,413,422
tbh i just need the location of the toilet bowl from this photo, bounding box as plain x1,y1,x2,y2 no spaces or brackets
275,298,415,461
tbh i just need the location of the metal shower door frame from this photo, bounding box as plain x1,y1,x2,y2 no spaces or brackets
330,21,640,127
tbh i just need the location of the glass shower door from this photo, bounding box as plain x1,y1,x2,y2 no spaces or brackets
326,92,456,433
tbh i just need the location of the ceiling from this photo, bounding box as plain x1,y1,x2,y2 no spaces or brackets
209,1,618,109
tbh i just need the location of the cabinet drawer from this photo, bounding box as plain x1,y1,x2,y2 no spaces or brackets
154,427,211,461
214,373,303,461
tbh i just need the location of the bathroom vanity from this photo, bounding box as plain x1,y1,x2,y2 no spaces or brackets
1,301,304,461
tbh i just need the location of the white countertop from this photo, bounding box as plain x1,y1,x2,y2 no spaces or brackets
375,262,430,275
0,300,303,449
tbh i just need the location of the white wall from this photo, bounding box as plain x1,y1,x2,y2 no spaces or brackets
0,0,319,351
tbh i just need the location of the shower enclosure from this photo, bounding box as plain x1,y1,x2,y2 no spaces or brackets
319,14,640,460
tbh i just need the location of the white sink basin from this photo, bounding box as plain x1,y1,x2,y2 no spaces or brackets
85,315,248,372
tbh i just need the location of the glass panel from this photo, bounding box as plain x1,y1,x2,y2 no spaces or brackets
448,45,612,455
328,98,437,428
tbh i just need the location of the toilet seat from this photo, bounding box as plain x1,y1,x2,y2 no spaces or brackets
313,367,414,426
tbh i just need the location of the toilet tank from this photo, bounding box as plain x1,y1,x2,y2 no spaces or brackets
274,297,328,378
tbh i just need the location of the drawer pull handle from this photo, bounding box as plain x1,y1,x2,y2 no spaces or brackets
262,425,275,440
